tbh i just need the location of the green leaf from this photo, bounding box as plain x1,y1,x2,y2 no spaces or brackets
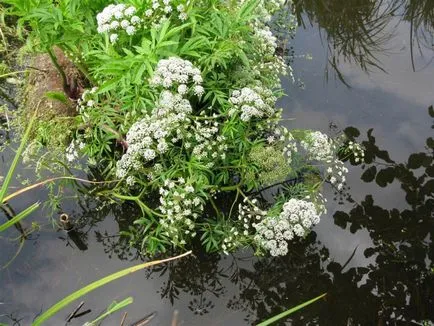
0,202,40,232
97,79,119,93
44,91,68,104
237,0,260,21
0,107,38,203
32,251,192,326
257,293,327,326
87,297,133,325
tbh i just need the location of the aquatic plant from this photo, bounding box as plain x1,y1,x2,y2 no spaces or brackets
258,292,326,325
4,0,364,256
0,109,40,232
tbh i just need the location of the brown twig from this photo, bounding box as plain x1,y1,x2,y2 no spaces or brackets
65,301,85,322
120,312,128,326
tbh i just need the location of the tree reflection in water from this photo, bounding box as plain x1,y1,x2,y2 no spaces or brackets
293,0,434,83
6,106,429,324
95,106,431,324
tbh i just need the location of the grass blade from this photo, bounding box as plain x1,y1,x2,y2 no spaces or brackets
85,297,133,325
0,202,40,232
32,251,192,326
257,293,327,326
0,103,39,202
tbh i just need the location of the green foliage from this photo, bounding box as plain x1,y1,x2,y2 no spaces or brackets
44,90,68,104
247,144,293,186
4,0,360,257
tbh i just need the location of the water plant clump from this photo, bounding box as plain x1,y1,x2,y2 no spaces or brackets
3,0,364,256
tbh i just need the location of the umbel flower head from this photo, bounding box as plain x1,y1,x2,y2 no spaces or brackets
96,4,141,43
254,198,323,256
150,57,204,96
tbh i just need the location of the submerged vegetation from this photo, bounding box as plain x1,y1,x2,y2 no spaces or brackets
0,0,363,258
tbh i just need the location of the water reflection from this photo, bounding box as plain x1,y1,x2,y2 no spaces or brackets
294,0,434,83
1,3,434,324
53,107,430,325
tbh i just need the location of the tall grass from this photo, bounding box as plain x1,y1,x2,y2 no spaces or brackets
257,293,327,326
0,105,40,232
32,251,192,326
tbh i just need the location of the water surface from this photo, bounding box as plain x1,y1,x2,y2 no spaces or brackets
1,2,433,325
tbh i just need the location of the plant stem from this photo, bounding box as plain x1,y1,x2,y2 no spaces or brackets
47,47,69,92
209,196,221,217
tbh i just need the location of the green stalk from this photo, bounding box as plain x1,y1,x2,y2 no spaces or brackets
32,251,192,326
86,297,133,325
46,47,69,92
0,202,40,232
257,293,327,326
0,102,40,202
0,70,29,78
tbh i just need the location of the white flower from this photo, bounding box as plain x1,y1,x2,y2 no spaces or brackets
151,57,203,93
253,198,323,256
145,9,153,16
301,131,334,162
120,19,130,28
178,12,188,21
229,86,275,121
126,25,136,35
131,16,141,25
124,6,136,16
110,21,120,29
193,85,204,96
109,33,118,43
178,84,188,94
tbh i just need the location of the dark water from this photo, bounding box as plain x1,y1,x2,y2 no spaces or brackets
1,1,433,325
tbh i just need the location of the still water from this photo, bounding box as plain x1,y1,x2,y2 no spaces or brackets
1,1,433,325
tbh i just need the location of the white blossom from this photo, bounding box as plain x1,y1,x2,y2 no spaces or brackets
254,198,323,256
229,86,276,121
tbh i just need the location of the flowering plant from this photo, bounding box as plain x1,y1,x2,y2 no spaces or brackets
7,0,363,256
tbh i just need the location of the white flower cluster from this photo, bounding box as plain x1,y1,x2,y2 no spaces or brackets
301,131,335,162
96,4,141,43
158,178,204,244
145,0,188,27
265,126,298,164
238,198,268,235
253,198,322,256
188,120,227,165
150,57,204,96
66,140,85,162
228,86,276,121
348,141,365,163
252,56,289,88
221,226,240,254
326,160,349,191
116,91,192,178
77,87,98,113
254,26,277,55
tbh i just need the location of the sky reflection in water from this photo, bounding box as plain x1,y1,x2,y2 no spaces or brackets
0,1,433,325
